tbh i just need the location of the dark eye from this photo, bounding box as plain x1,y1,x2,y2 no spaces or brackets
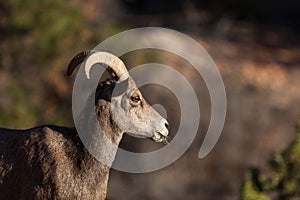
131,95,141,103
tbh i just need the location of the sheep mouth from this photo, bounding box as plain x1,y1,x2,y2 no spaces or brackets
152,132,170,144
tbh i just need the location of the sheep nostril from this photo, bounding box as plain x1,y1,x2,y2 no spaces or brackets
165,122,169,129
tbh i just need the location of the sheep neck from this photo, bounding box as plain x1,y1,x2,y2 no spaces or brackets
75,99,123,196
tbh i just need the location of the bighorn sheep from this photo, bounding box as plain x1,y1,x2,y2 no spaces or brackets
0,51,169,199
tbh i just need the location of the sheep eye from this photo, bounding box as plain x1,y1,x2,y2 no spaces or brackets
131,95,141,104
130,93,142,107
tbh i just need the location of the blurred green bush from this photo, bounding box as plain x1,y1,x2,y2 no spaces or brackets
0,0,89,128
0,0,124,129
240,120,300,200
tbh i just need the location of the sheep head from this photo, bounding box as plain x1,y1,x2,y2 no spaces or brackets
67,51,169,143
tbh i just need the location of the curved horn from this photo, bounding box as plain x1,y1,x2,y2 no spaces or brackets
67,51,129,81
67,51,93,77
85,51,128,81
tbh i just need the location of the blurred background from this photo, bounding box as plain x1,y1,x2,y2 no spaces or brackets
1,0,300,199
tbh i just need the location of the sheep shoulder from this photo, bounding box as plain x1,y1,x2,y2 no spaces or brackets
0,125,97,199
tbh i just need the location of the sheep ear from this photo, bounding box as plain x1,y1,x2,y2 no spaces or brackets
111,78,129,97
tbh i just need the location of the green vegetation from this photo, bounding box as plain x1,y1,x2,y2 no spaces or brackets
0,0,121,129
158,132,171,144
0,0,90,128
240,121,300,200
